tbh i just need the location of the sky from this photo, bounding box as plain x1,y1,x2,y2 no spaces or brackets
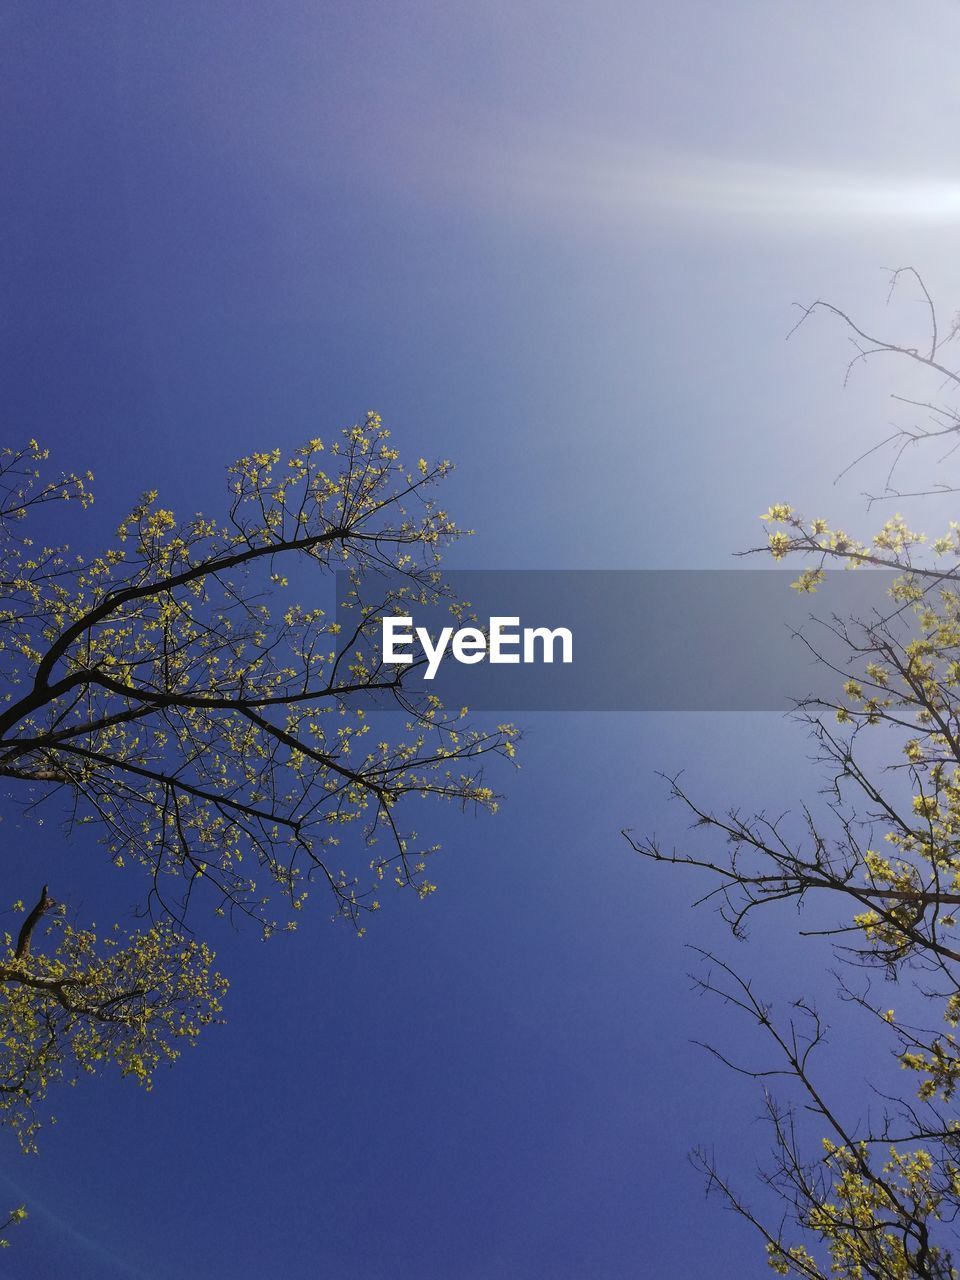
2,2,960,1276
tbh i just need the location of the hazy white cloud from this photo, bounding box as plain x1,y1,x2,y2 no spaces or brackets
470,130,960,234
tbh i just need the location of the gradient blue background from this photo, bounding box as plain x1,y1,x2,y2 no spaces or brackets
2,3,960,1276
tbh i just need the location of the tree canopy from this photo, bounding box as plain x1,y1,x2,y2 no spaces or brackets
0,417,516,1153
629,274,960,1280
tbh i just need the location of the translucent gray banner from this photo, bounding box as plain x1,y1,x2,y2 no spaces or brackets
335,569,907,710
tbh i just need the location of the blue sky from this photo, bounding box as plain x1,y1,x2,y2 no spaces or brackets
3,2,960,1276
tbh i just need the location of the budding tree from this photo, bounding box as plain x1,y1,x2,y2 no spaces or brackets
628,272,960,1279
0,416,516,1151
